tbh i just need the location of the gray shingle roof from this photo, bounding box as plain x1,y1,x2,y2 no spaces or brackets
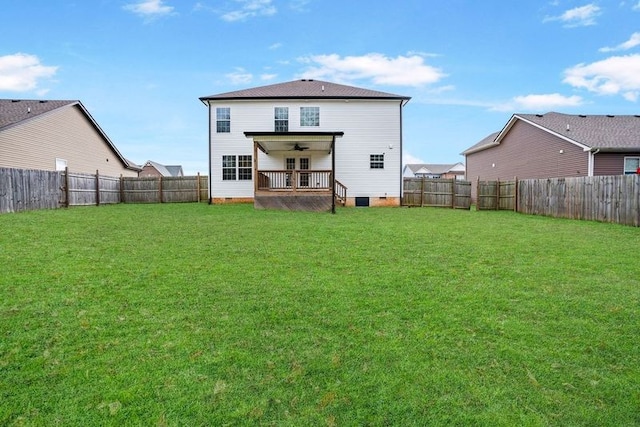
461,131,500,155
200,79,411,101
405,163,464,174
517,112,640,150
144,160,184,177
0,99,77,130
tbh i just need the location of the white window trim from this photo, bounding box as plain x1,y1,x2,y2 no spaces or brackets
623,156,640,175
55,158,67,171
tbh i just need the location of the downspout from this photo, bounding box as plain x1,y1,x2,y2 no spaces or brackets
331,135,336,214
399,100,404,206
589,148,600,176
207,101,213,204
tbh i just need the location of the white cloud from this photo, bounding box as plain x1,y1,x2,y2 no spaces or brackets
491,93,583,112
289,0,311,12
225,68,253,84
297,53,446,87
268,42,282,50
634,1,640,11
544,4,601,27
599,32,640,52
513,93,583,109
260,73,277,81
221,0,276,22
563,54,640,101
124,0,174,19
0,53,58,92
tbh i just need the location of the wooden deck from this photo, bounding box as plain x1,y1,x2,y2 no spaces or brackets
255,170,345,212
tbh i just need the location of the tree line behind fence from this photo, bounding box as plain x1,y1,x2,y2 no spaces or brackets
0,167,209,213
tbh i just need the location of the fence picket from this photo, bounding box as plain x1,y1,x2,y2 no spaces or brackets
0,167,209,213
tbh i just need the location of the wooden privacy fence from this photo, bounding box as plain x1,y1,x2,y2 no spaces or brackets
0,167,209,213
64,171,208,205
476,178,517,211
518,175,640,227
0,167,63,213
477,175,640,227
120,175,208,203
403,178,471,209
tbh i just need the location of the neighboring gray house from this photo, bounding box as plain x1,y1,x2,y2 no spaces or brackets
403,162,465,180
0,99,140,176
140,160,184,177
463,113,640,195
200,79,411,211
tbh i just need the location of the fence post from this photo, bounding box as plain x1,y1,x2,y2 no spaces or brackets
64,166,70,208
420,176,425,207
451,178,455,209
196,172,201,203
496,178,500,210
95,169,100,206
159,176,163,203
476,176,480,210
119,175,124,204
514,176,518,212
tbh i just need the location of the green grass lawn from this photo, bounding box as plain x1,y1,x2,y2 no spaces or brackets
1,204,639,426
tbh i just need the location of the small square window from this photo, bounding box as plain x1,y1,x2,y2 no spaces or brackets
370,154,384,169
55,158,67,171
300,107,319,127
624,157,640,175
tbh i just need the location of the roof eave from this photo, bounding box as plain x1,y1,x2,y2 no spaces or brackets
200,95,411,102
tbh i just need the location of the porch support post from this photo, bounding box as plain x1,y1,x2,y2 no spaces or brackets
331,135,336,214
253,140,258,195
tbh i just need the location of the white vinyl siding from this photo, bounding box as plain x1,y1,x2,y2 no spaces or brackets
208,99,402,200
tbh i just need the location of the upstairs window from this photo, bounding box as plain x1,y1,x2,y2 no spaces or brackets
275,107,289,132
370,154,384,169
216,107,230,133
624,157,640,175
300,107,319,127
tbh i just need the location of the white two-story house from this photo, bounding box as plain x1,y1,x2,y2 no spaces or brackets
199,79,411,212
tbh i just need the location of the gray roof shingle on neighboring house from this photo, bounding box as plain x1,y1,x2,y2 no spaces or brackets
517,112,640,151
406,163,464,175
144,160,184,176
165,165,184,176
0,99,77,130
464,113,640,155
461,131,500,155
200,79,411,102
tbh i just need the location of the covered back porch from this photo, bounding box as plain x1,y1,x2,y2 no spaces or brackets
245,131,345,212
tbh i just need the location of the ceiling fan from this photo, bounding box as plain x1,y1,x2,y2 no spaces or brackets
290,143,309,151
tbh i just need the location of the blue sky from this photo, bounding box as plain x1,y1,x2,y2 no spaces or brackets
1,0,640,174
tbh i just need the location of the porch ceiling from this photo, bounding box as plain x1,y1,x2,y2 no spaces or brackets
244,131,344,154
